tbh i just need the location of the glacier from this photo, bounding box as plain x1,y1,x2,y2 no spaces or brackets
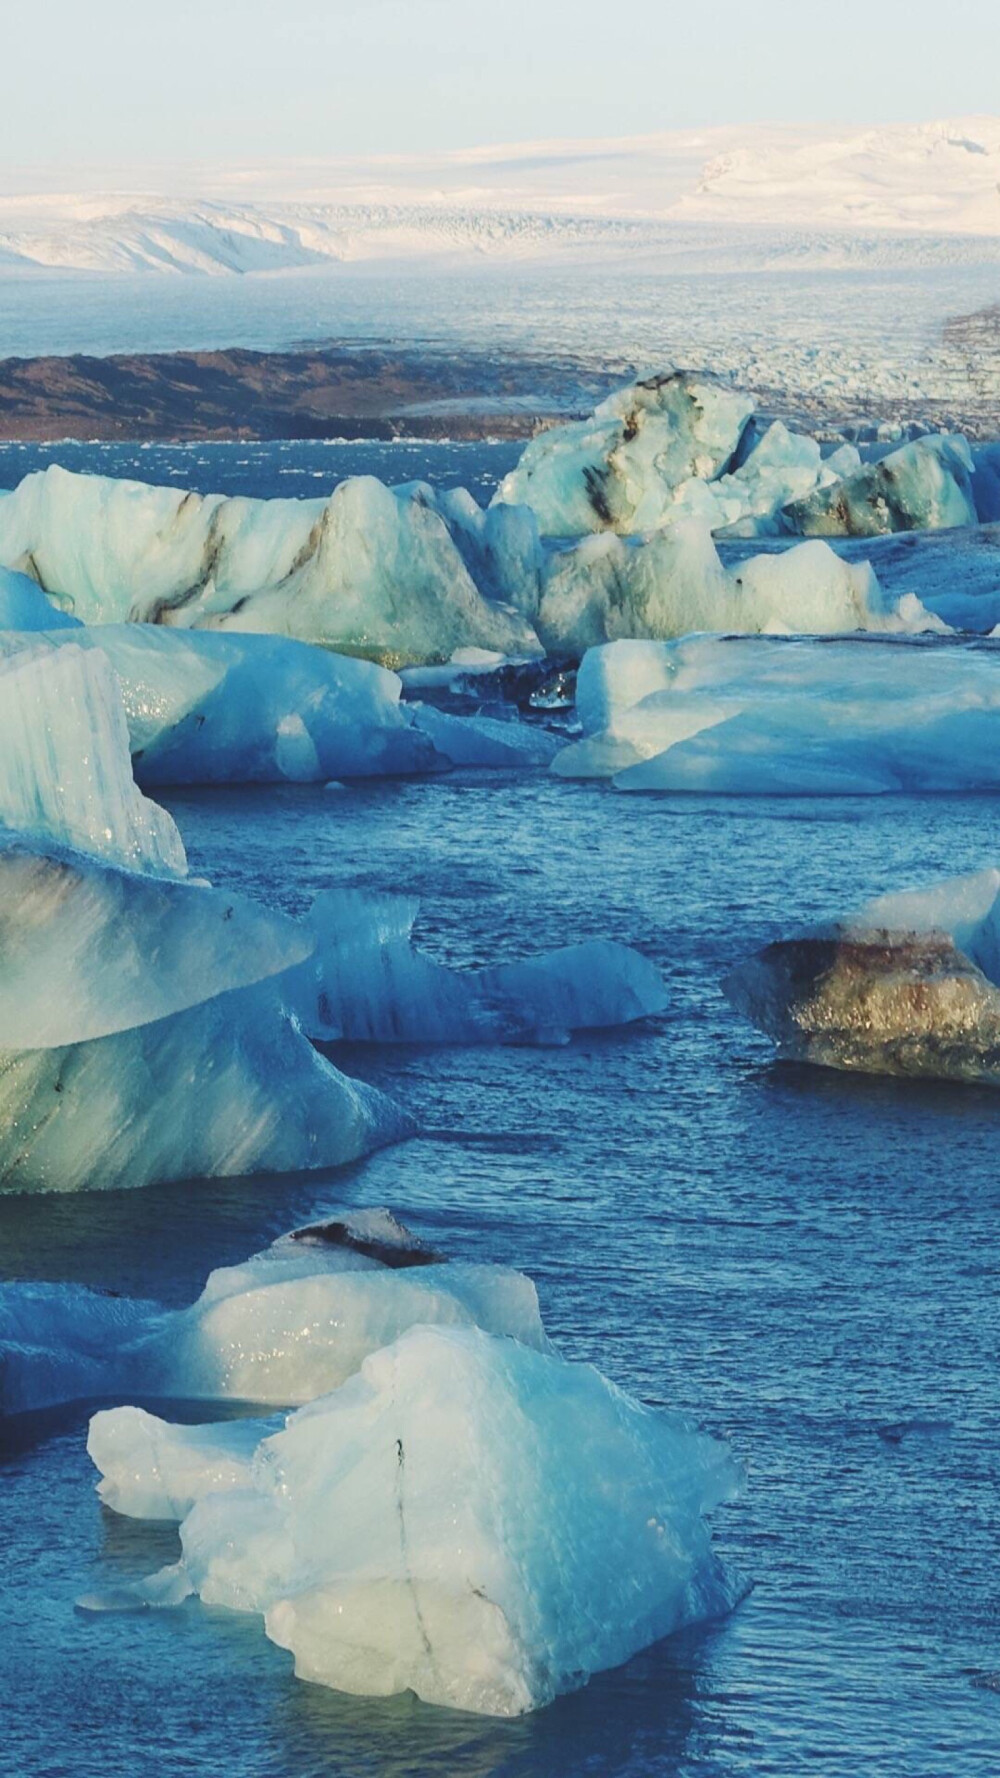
724,866,1000,1084
554,634,1000,795
84,1320,740,1715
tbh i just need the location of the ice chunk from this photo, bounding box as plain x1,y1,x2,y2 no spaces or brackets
0,467,542,667
782,434,978,536
0,980,408,1194
1,1212,543,1413
122,1230,548,1408
724,866,1000,1082
0,565,80,630
0,623,439,784
406,703,558,768
0,643,187,874
493,371,755,537
555,634,1000,794
0,841,309,1049
88,1409,282,1520
537,525,931,656
288,889,669,1044
91,1326,741,1715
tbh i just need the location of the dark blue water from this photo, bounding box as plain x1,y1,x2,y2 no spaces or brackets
1,441,999,1777
0,438,520,504
2,776,999,1778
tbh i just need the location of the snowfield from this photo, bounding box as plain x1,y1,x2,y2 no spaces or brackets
1,118,998,275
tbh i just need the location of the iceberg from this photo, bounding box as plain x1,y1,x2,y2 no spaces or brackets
782,434,978,537
1,1211,545,1419
0,623,440,784
493,370,755,537
554,634,1000,794
289,889,669,1044
0,642,187,874
0,466,542,667
536,527,934,656
724,866,1000,1083
86,1323,740,1716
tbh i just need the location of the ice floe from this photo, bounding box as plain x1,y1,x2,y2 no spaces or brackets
554,634,1000,794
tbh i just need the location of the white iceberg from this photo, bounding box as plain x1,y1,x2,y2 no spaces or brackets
554,633,1000,794
0,621,441,785
0,466,542,667
0,1210,545,1419
536,527,933,656
724,866,1000,1082
0,642,187,874
86,1323,740,1716
493,371,755,537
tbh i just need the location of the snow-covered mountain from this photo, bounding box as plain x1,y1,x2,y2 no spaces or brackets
1,118,998,276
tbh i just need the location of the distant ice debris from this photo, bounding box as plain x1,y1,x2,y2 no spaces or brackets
77,1215,740,1717
555,634,1000,795
724,866,1000,1083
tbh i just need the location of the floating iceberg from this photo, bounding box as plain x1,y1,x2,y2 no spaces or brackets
536,528,934,656
0,642,187,874
782,434,978,537
0,623,440,784
86,1322,740,1716
493,371,755,537
1,1212,545,1417
554,634,1000,794
0,466,542,667
724,867,1000,1082
291,890,669,1044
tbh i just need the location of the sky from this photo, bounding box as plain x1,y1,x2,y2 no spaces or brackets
3,0,1000,173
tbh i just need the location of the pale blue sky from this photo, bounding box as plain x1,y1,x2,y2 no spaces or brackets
5,0,999,167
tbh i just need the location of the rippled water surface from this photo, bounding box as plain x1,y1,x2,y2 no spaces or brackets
2,774,999,1778
1,440,998,1777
